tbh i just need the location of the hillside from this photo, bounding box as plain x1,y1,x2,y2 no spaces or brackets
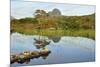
10,9,95,39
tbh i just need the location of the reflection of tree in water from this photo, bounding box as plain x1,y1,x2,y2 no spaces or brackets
33,35,61,62
11,35,61,64
34,38,51,49
11,35,52,64
33,35,51,59
48,36,61,43
32,35,51,62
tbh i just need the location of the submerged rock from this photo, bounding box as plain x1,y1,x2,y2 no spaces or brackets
10,55,18,64
40,48,51,55
10,50,51,64
30,51,40,58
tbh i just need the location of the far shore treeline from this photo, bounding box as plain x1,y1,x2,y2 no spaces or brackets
11,9,95,39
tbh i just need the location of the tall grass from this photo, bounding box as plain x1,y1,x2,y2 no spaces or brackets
11,28,95,40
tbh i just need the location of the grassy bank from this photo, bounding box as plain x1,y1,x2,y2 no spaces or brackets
11,13,95,40
11,28,95,40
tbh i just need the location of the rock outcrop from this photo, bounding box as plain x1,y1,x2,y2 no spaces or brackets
48,8,61,16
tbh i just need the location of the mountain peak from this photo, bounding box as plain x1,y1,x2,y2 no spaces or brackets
48,8,61,16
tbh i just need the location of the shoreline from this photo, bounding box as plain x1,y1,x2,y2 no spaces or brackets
11,29,95,40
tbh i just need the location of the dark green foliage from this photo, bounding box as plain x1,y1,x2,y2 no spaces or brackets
19,17,38,24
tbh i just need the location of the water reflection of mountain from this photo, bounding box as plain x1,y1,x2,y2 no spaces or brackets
48,36,61,43
11,33,95,66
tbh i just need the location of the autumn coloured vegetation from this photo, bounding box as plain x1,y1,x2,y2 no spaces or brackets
11,9,95,39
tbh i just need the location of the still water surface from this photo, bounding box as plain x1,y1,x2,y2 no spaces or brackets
10,33,95,67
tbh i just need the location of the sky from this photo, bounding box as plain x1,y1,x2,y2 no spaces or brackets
11,0,96,19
